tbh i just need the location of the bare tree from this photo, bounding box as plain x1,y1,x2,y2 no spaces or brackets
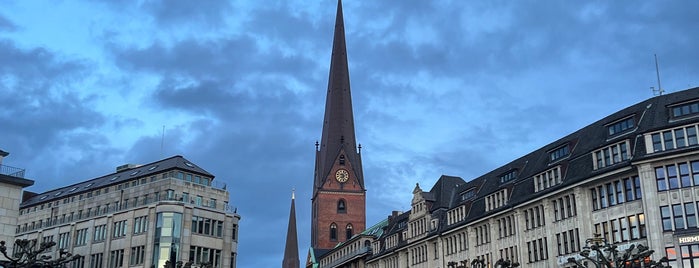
0,239,81,268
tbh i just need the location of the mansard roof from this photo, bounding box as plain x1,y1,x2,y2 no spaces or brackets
20,155,214,208
370,87,699,249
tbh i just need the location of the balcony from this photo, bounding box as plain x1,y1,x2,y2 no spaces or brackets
0,164,25,178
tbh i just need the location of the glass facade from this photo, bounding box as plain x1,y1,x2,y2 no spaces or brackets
152,212,183,268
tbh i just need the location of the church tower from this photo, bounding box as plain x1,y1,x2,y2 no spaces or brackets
311,0,366,250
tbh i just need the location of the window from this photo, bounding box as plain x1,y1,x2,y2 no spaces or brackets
113,220,127,238
189,246,222,268
460,189,476,201
133,216,148,234
649,124,699,153
608,117,635,136
94,224,107,242
58,232,70,249
109,249,124,268
534,166,562,192
346,224,353,240
549,145,570,162
330,223,338,241
485,189,509,211
130,246,145,266
671,100,699,118
593,141,630,169
74,228,88,246
90,253,103,268
337,199,346,214
500,169,517,183
661,206,673,231
656,161,699,191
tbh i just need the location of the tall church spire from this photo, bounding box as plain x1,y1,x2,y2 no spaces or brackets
310,0,366,251
282,190,299,268
316,0,363,193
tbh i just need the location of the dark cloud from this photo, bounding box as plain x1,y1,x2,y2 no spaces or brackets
139,0,233,28
0,14,16,31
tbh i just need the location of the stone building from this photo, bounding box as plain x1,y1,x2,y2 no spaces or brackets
14,155,240,268
0,149,34,261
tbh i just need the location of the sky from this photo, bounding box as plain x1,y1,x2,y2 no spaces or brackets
1,0,698,267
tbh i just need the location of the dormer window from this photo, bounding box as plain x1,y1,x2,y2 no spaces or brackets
549,144,570,162
671,100,699,118
460,188,476,201
607,116,635,136
500,170,518,183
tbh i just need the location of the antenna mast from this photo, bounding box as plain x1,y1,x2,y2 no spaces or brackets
652,54,665,96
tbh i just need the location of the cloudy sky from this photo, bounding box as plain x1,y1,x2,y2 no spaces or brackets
1,0,698,266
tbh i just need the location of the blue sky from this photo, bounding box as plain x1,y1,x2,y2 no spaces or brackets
1,0,698,267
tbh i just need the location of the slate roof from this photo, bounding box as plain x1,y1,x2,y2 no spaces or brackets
370,87,699,252
20,155,213,208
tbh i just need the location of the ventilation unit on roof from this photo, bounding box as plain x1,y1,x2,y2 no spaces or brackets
116,164,139,172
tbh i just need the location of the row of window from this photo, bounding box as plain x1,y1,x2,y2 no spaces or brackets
594,213,647,243
485,189,508,211
191,216,225,237
534,166,562,192
593,141,629,170
552,193,577,221
18,190,222,234
447,205,467,225
671,100,699,118
23,169,215,216
475,224,490,246
555,228,581,256
409,244,428,265
591,176,642,210
444,231,467,255
526,238,549,263
651,124,699,153
329,223,354,241
661,203,698,231
524,205,545,230
607,116,635,136
666,244,699,268
497,215,516,239
656,160,699,191
499,246,518,264
189,246,223,267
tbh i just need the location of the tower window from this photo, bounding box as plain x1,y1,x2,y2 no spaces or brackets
346,224,353,240
339,154,345,165
337,199,346,214
330,223,338,241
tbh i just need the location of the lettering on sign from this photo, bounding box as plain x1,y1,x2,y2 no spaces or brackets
679,235,699,244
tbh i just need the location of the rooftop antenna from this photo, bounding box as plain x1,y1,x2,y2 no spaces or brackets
651,54,665,96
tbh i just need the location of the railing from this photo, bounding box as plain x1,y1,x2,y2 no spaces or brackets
324,246,372,268
0,164,25,178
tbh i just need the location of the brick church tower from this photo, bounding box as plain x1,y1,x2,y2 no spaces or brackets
311,0,366,250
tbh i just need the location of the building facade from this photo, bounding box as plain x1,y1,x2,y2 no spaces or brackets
14,155,240,268
315,87,699,268
0,149,34,262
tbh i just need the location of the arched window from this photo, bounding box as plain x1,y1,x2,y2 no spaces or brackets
330,223,338,241
346,224,353,240
337,199,346,214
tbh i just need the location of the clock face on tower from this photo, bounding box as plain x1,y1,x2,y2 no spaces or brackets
335,169,349,183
